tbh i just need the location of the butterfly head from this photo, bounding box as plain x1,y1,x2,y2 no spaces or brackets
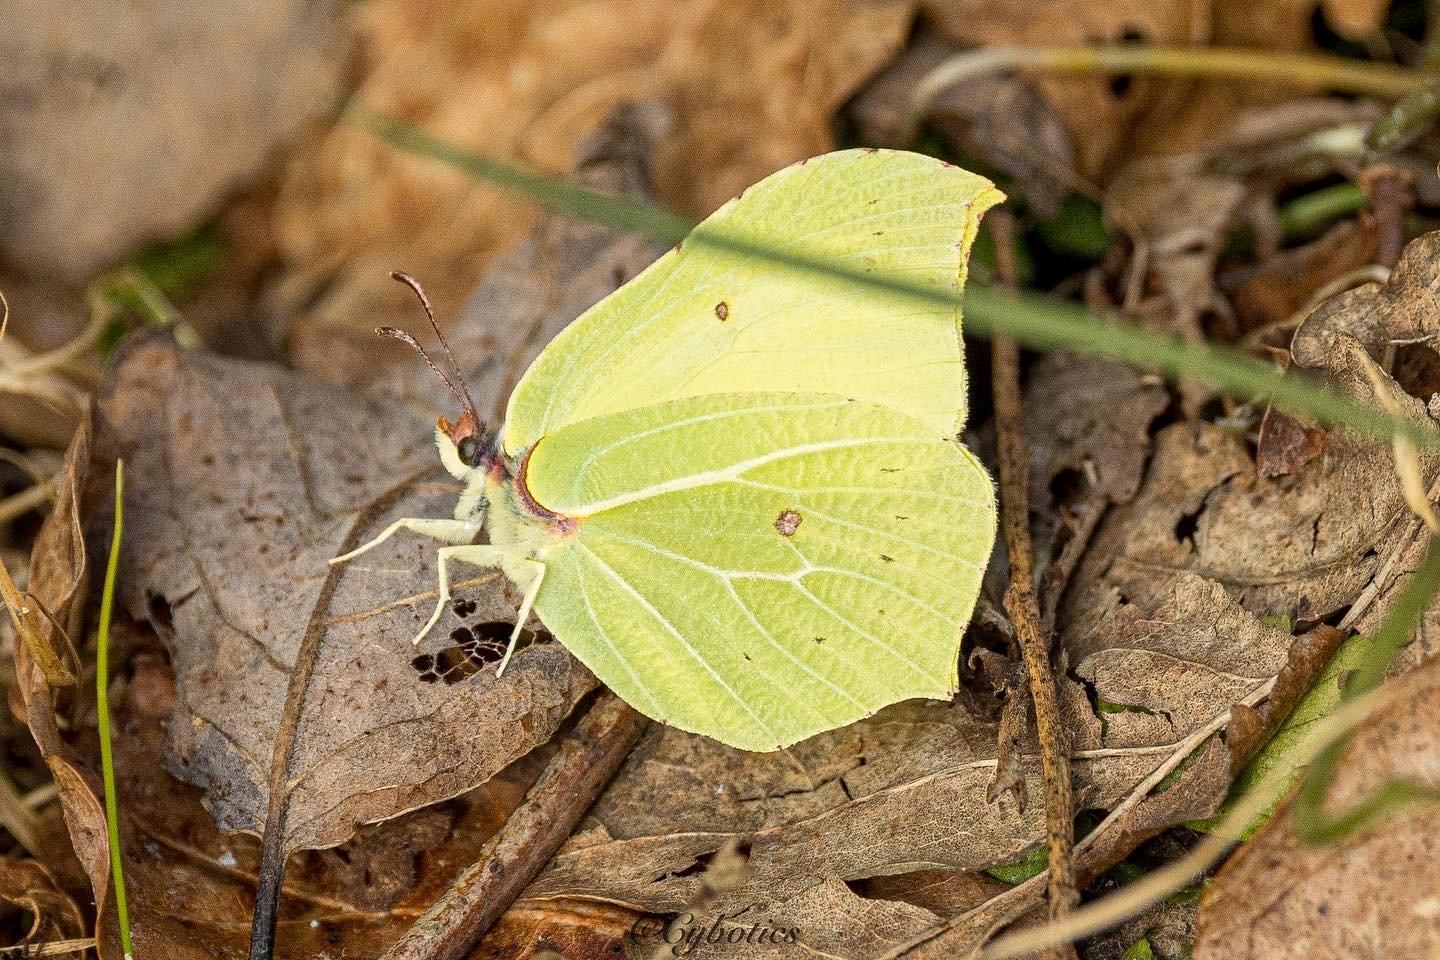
379,271,496,479
435,407,499,479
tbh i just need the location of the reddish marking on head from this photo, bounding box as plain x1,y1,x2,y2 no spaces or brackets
774,509,802,537
438,409,480,447
515,446,579,536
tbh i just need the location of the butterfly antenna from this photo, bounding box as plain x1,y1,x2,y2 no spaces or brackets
377,325,474,422
387,271,480,426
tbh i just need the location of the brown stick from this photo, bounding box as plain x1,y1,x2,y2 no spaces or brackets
381,691,649,960
1360,163,1414,270
988,213,1078,947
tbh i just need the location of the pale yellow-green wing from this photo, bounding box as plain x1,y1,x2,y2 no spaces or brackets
500,149,1002,457
520,391,995,751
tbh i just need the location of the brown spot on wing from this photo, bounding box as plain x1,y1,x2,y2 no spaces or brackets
774,509,802,536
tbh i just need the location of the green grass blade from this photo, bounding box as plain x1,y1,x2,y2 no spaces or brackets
356,112,1440,454
98,459,134,958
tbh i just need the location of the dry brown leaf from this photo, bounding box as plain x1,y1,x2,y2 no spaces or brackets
95,342,594,852
272,0,913,384
1063,411,1427,632
1074,576,1292,747
13,104,667,960
36,619,551,959
1194,655,1440,960
1255,408,1327,478
1022,354,1169,510
1292,231,1440,372
13,418,113,931
16,413,90,687
1280,230,1440,667
1224,219,1379,343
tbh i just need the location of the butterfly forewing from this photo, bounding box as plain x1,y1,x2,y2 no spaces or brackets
500,149,1002,457
521,391,995,750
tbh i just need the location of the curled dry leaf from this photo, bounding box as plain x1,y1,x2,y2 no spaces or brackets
95,342,594,852
14,416,112,922
847,34,1079,215
1194,655,1440,960
1291,231,1440,372
0,856,87,953
20,412,91,686
273,0,913,382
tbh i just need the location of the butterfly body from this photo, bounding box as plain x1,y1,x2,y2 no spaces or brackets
335,149,1003,750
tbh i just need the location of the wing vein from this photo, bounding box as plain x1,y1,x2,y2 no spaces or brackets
577,542,784,747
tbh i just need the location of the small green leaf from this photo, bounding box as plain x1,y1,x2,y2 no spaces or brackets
984,844,1049,885
1120,937,1155,960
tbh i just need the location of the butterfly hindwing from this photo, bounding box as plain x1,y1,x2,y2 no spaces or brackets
521,391,995,750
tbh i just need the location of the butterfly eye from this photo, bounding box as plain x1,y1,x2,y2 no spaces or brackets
456,436,481,466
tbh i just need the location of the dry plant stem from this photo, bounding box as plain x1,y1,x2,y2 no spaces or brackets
906,45,1429,140
994,338,1078,934
989,213,1077,943
14,938,96,957
381,691,649,960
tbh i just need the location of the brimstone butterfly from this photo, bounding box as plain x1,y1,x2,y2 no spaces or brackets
333,148,1001,751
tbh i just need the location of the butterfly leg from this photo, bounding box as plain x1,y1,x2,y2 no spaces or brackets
415,544,509,645
495,559,545,678
329,517,481,566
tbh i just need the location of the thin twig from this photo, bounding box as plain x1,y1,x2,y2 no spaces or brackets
381,691,648,960
1360,164,1415,271
987,212,1077,945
